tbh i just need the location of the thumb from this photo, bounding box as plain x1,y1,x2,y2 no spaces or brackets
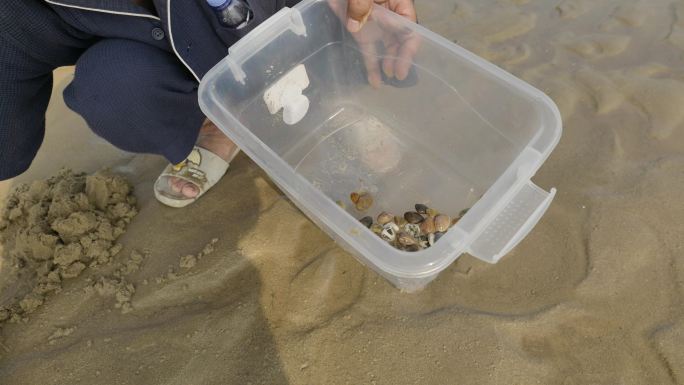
346,0,373,32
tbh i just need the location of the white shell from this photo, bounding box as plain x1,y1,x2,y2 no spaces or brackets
380,227,396,242
383,222,400,232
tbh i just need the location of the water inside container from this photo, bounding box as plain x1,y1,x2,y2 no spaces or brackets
234,42,504,221
285,104,480,219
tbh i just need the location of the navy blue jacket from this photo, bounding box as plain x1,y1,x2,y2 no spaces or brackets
44,0,296,81
0,0,300,179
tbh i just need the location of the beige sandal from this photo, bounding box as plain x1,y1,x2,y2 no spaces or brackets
154,146,239,208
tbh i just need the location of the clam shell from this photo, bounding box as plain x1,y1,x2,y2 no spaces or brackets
377,211,394,226
404,211,424,224
397,232,416,246
419,216,435,234
434,214,451,232
415,203,429,214
354,193,373,212
404,244,421,252
359,216,373,228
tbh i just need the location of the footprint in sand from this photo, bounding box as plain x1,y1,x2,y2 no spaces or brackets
481,43,532,66
468,9,537,44
417,1,473,38
601,1,652,30
667,3,684,50
578,210,674,310
575,68,625,115
519,311,673,383
653,321,684,382
282,248,365,332
560,33,632,59
522,63,584,119
451,0,474,19
609,69,684,139
555,0,593,19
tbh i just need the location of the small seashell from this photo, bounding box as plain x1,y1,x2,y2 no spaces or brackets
459,208,470,218
370,223,383,234
419,239,429,249
428,233,436,246
404,211,424,224
419,216,435,234
415,203,429,214
350,192,360,204
359,216,373,228
354,193,373,212
394,216,408,227
404,223,421,239
380,226,397,242
397,232,416,246
404,244,421,252
426,208,439,217
384,222,400,232
434,214,451,232
377,211,394,226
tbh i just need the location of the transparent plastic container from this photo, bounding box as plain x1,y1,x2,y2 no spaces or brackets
198,0,562,292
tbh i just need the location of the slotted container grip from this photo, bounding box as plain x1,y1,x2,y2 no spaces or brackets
468,181,556,263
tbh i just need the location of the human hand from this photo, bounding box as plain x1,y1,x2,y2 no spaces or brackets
344,0,420,87
346,0,417,32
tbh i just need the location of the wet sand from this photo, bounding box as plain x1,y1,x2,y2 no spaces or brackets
1,1,684,384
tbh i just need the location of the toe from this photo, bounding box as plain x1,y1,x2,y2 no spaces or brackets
181,182,200,198
169,177,184,194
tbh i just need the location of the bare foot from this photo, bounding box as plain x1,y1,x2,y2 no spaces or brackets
168,119,238,199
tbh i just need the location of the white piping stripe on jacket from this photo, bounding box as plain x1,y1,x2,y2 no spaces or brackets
44,0,202,83
44,0,161,20
166,0,201,82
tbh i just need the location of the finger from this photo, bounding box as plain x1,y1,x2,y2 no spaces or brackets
346,0,373,32
358,41,382,88
382,39,399,78
395,34,420,80
390,0,417,22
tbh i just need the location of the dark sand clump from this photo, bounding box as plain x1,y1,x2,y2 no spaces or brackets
0,170,137,324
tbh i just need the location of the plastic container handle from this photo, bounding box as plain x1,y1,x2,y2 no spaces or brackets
228,7,306,57
468,181,556,264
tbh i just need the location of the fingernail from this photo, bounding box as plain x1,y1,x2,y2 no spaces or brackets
347,19,361,33
368,74,381,88
383,64,394,78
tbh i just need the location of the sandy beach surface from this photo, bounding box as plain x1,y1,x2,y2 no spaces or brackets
1,0,684,384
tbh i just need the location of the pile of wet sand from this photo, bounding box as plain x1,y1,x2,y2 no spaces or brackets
0,170,137,324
